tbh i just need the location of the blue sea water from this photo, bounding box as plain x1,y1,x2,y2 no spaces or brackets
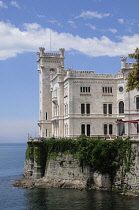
1,144,139,210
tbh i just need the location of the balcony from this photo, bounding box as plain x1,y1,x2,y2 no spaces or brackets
51,116,59,123
52,96,58,104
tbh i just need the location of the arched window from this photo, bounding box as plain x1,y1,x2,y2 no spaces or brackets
81,104,85,114
104,124,107,135
86,104,90,114
81,124,85,134
119,101,124,113
136,97,139,109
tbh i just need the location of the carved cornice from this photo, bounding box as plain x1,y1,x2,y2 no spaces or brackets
72,80,117,84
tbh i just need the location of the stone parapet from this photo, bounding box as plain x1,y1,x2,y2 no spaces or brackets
67,71,123,79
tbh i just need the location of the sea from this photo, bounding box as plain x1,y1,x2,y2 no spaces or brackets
1,144,139,210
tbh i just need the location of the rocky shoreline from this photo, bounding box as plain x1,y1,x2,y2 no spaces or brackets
20,140,139,197
13,177,87,190
13,177,139,197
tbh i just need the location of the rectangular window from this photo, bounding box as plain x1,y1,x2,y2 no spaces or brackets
119,123,125,136
104,124,107,135
65,105,66,115
102,87,112,93
87,124,90,136
109,124,113,135
136,97,139,109
103,104,107,114
137,124,139,134
81,124,85,135
66,104,68,115
86,104,90,114
80,87,90,93
46,112,47,120
46,129,47,137
65,125,66,136
108,87,112,93
81,104,85,114
108,104,112,114
86,87,88,92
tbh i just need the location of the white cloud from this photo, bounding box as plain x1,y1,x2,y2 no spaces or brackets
67,20,77,28
0,21,139,60
86,23,117,33
0,1,7,8
10,1,20,8
86,23,96,30
118,18,138,26
108,28,117,33
37,14,46,18
24,23,41,30
76,10,110,19
118,19,124,24
127,19,137,26
47,19,62,27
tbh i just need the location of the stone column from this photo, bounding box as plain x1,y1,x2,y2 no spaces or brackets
24,143,34,177
33,145,44,179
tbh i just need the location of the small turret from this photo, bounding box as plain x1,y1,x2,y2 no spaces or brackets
59,48,65,57
120,57,127,69
39,47,45,52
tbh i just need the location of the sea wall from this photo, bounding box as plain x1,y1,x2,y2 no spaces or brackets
23,151,111,190
22,138,139,194
113,141,139,194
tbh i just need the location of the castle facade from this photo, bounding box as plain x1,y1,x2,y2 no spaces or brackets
37,48,139,138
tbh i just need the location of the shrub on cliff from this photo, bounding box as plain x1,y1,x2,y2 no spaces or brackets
26,136,132,178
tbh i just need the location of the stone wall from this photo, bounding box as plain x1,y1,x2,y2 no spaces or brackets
23,140,139,194
23,150,111,190
113,141,139,194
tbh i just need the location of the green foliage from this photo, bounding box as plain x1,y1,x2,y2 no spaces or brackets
26,143,34,160
25,136,132,178
126,48,139,92
43,138,77,158
34,147,42,165
75,136,132,175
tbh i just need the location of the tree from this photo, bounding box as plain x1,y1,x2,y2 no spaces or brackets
126,48,139,92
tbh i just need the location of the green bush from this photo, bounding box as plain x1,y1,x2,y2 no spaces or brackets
26,136,132,178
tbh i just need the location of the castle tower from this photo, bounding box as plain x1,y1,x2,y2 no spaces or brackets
120,57,127,69
37,48,65,138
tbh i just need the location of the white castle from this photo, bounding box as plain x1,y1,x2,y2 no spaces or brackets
37,47,139,139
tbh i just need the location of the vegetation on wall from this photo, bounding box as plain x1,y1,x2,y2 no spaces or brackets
126,48,139,92
26,135,132,179
26,143,34,160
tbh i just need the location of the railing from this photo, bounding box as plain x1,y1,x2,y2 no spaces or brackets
125,63,134,69
28,137,45,142
69,71,123,79
28,134,139,142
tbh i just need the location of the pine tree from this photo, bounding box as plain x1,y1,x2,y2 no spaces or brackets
126,48,139,92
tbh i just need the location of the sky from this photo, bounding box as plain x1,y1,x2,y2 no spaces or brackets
0,0,139,143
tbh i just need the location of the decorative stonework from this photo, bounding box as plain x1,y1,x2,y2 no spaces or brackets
37,47,138,139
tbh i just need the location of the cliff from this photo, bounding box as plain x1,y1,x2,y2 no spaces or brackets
14,136,139,195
